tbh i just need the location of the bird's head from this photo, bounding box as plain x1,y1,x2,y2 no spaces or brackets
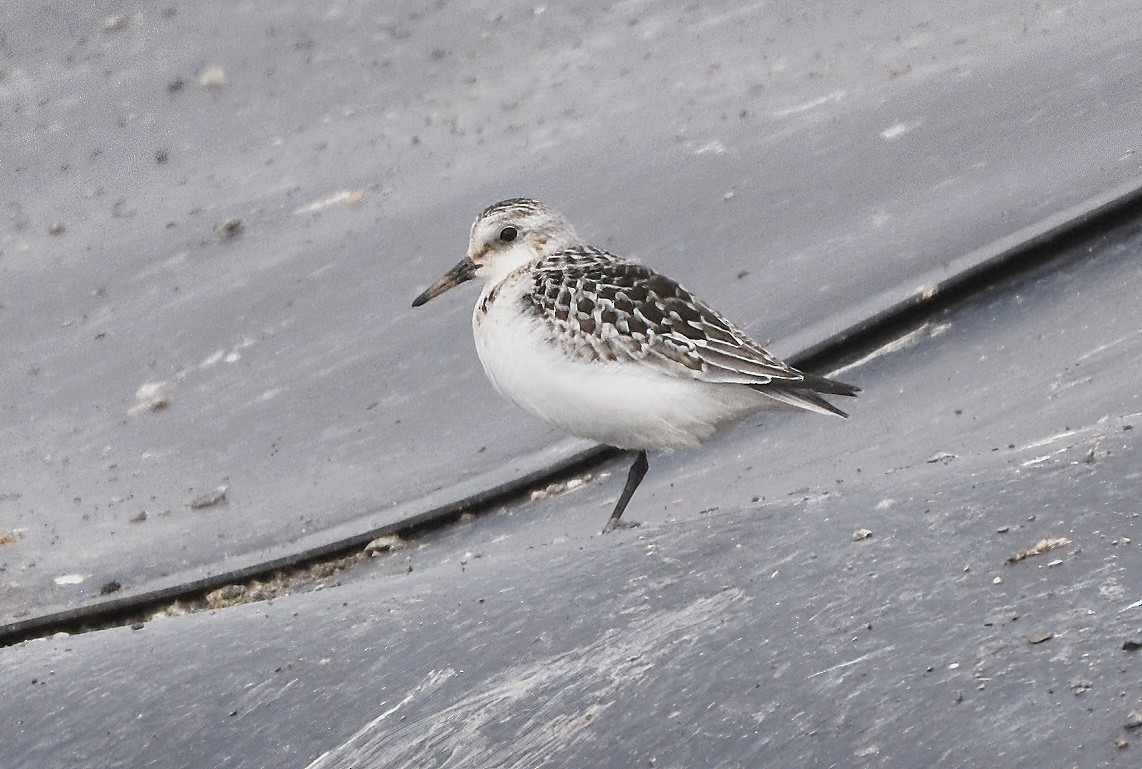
412,198,580,307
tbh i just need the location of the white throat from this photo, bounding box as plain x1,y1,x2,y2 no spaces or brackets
477,242,543,288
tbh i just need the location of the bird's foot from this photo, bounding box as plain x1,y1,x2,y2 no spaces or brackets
601,518,641,534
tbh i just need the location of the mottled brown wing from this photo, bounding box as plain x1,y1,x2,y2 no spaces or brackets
523,248,804,386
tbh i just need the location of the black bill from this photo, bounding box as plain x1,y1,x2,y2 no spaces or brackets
411,257,477,307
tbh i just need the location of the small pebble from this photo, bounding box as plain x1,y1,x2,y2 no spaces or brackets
215,218,243,239
853,528,873,541
1127,712,1142,730
103,14,129,32
199,65,228,89
1026,629,1053,645
190,488,228,509
364,534,405,556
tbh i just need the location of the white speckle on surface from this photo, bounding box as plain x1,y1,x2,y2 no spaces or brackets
131,381,171,413
694,140,727,155
1019,429,1080,451
54,574,85,585
224,352,241,363
198,65,228,89
881,121,920,140
295,190,367,214
103,14,129,32
875,499,895,510
773,91,844,117
201,350,225,368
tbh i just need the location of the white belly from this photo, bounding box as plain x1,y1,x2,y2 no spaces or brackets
472,284,773,450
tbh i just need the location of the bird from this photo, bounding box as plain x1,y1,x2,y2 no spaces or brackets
412,198,859,533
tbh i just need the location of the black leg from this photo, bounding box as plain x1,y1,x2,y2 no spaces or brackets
603,450,649,533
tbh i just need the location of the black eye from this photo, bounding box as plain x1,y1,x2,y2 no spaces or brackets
499,226,518,242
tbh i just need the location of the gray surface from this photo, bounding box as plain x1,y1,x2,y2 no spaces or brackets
3,0,1142,625
2,192,1140,768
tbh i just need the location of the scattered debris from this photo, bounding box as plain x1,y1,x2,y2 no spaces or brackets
190,487,228,510
1115,738,1129,749
926,452,956,465
0,531,19,546
852,528,873,541
364,534,405,556
48,221,66,236
197,554,367,612
100,580,121,595
129,511,147,524
1127,712,1142,730
206,584,247,608
1069,678,1092,695
215,217,243,239
1026,630,1054,645
198,65,228,89
1124,640,1142,652
1006,537,1070,564
531,474,593,502
155,149,169,164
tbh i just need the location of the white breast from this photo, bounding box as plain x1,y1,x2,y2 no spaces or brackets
471,276,775,451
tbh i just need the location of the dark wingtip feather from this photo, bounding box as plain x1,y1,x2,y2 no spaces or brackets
751,384,852,418
789,370,860,397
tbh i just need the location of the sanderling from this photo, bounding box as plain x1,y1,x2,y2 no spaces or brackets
413,198,859,532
